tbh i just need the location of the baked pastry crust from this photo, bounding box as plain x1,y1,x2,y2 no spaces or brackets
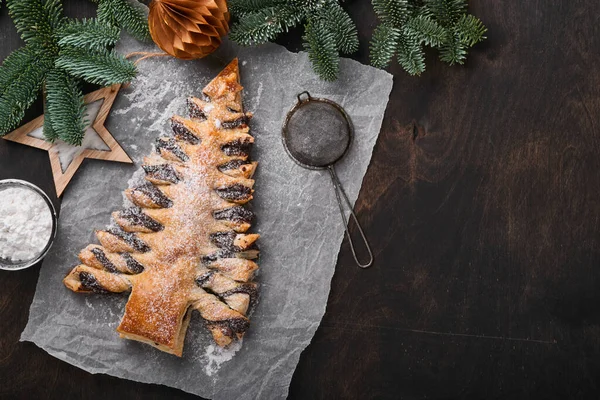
63,59,259,356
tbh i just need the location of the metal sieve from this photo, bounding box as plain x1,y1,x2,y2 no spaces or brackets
282,91,373,268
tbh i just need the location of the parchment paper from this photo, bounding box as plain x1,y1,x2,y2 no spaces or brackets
21,33,393,399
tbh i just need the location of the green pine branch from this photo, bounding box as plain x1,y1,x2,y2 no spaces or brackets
7,0,64,54
97,0,150,42
455,13,487,46
303,19,339,81
229,5,304,46
397,34,425,75
0,53,53,134
316,3,359,54
0,47,39,97
58,18,121,52
370,24,400,69
56,48,137,86
369,0,487,75
372,0,409,26
45,68,87,145
0,0,145,144
229,0,358,80
404,14,446,47
228,0,285,15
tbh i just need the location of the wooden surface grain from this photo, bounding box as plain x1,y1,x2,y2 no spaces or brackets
2,1,600,399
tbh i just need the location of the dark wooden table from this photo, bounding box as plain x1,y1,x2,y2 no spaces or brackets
2,1,600,399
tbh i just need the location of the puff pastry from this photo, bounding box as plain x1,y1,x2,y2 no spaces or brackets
63,59,259,356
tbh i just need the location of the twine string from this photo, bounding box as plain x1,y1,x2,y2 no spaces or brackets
122,51,172,88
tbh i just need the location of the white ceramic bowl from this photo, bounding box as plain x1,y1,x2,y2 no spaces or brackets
0,179,58,271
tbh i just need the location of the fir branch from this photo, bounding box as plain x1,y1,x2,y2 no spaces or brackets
303,19,339,81
97,0,150,41
43,108,59,142
372,0,409,26
97,0,118,27
424,0,466,25
58,19,120,52
0,55,52,135
438,29,467,64
404,14,447,47
7,0,64,54
370,0,487,74
56,48,137,86
228,0,285,15
291,0,328,12
397,34,425,75
229,5,304,46
455,13,487,46
0,46,38,97
45,68,87,145
317,3,359,54
370,24,400,69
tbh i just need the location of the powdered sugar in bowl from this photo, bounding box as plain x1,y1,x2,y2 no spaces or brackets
0,179,58,271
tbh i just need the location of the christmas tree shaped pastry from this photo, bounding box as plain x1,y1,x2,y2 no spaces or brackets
63,59,259,356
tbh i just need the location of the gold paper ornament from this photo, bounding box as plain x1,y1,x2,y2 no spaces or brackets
148,0,230,60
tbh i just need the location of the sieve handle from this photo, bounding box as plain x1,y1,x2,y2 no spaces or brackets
297,91,311,103
328,166,374,268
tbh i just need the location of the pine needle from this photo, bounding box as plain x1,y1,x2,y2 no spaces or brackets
45,68,87,145
372,0,409,26
455,14,487,46
303,19,339,81
370,24,401,69
230,5,304,46
58,18,121,52
0,54,52,135
56,49,137,86
397,35,426,75
404,14,447,47
317,3,359,54
0,46,38,97
7,0,64,53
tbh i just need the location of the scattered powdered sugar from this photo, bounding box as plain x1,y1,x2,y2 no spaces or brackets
203,340,243,376
27,99,110,172
0,186,53,261
214,119,221,129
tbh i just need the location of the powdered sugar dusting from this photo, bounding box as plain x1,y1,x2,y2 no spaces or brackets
203,340,243,376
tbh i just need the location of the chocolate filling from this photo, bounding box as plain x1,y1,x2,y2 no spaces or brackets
156,137,189,162
106,228,150,253
90,247,117,273
209,231,238,250
221,138,252,156
195,271,215,286
187,99,207,121
201,249,236,264
220,284,258,308
217,159,250,172
206,318,249,336
133,183,173,208
117,207,163,232
143,164,181,184
121,253,144,274
221,115,250,129
171,118,200,144
79,272,107,293
213,206,254,223
215,184,252,201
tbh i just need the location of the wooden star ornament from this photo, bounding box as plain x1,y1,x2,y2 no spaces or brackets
2,84,132,197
